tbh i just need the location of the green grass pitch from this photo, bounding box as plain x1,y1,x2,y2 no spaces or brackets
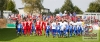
0,28,100,42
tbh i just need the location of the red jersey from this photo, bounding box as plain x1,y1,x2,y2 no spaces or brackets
26,21,28,28
27,21,32,29
40,21,44,29
36,20,40,28
23,21,27,29
43,21,48,28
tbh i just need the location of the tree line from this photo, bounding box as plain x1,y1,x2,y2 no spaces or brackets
0,0,100,18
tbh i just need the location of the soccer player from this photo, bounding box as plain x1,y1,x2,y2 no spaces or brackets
60,20,66,38
51,20,56,38
21,19,24,35
69,24,73,37
40,19,44,35
27,19,32,36
32,22,35,35
73,21,77,36
23,19,27,35
43,20,48,35
77,25,82,36
35,19,41,36
56,23,61,38
26,18,29,36
63,20,68,37
17,21,23,36
64,22,70,37
77,20,83,36
46,23,50,37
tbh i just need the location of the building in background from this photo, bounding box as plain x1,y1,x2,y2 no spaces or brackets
3,11,12,19
18,8,50,16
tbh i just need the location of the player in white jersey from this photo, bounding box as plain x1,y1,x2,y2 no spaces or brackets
63,20,69,37
72,21,77,36
69,21,74,25
51,20,57,38
64,21,70,37
76,21,80,35
63,20,68,26
77,20,83,35
60,20,66,37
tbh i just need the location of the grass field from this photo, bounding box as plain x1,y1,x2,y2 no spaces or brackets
0,28,100,42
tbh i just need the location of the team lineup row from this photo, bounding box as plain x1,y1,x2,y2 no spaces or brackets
16,18,86,38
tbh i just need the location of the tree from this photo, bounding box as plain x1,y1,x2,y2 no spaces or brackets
0,0,8,18
86,0,100,12
60,0,74,13
13,9,19,14
22,0,44,14
74,6,83,14
95,0,100,4
54,8,60,15
6,0,18,13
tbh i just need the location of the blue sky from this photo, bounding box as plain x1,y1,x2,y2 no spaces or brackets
14,0,95,12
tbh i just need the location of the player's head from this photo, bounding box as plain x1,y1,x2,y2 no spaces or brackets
74,21,76,23
47,23,49,25
62,19,64,23
60,19,62,22
53,19,56,22
68,22,70,24
16,19,18,21
29,19,32,21
18,21,21,24
58,23,60,25
37,18,39,21
64,20,67,22
70,24,72,25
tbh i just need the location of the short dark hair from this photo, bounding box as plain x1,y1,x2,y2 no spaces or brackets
58,23,60,25
47,23,49,25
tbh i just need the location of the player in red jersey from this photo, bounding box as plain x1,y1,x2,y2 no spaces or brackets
35,19,41,36
40,19,44,36
27,19,32,36
23,19,27,35
25,18,29,36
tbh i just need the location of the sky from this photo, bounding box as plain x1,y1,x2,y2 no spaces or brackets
14,0,95,12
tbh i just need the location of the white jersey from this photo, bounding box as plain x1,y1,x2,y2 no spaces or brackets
72,22,77,27
77,21,82,27
60,22,66,31
63,22,68,26
70,21,74,25
72,22,77,29
58,22,62,25
72,22,77,25
51,22,56,29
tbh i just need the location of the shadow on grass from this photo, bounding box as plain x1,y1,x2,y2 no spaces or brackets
0,28,18,41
